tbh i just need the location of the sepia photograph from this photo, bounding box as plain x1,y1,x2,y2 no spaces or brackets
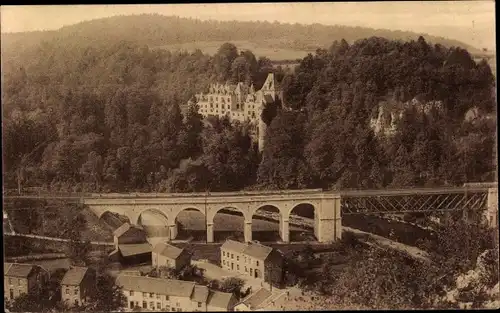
1,1,498,311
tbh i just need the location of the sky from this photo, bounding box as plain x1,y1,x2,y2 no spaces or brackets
0,2,496,50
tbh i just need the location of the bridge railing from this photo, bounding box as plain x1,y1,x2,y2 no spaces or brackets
87,189,324,198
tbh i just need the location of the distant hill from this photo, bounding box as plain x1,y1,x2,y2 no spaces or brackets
1,14,487,61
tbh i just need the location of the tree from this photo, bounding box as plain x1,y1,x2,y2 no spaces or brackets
219,277,246,300
257,111,312,189
7,268,68,312
84,270,127,312
67,240,92,267
80,151,104,191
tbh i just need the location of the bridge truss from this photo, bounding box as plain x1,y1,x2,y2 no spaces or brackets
340,187,490,215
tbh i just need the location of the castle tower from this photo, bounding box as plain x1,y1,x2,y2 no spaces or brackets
257,73,283,152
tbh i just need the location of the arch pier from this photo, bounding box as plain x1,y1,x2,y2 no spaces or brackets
83,190,342,243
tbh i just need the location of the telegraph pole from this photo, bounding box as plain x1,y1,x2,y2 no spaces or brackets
205,186,208,244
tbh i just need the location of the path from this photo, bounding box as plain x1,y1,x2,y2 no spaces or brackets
4,232,114,246
343,226,430,262
254,211,430,261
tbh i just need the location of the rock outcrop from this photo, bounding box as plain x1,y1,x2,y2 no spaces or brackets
441,249,499,309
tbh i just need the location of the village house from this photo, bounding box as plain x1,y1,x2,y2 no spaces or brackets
60,266,96,307
235,287,289,311
4,263,49,301
112,223,148,246
109,223,152,265
220,240,285,288
152,242,192,271
116,274,237,312
234,288,272,311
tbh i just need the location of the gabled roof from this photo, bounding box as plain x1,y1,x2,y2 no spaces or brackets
191,285,210,303
243,242,273,260
261,73,280,91
241,288,273,309
207,290,234,309
61,267,89,286
221,240,247,254
116,275,195,297
113,223,132,237
152,242,186,259
4,263,40,278
118,243,152,257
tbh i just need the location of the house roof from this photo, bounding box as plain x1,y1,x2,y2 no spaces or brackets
242,288,273,309
152,242,185,259
207,290,234,309
116,275,195,298
221,240,247,254
61,267,89,286
243,242,273,260
192,285,210,303
118,243,152,257
4,263,37,278
113,223,132,237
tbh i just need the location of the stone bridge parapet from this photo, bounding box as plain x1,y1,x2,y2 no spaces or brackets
82,189,341,243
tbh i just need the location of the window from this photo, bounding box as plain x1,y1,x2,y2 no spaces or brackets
245,267,247,272
130,290,134,296
237,265,239,270
231,254,234,259
176,302,180,307
157,302,162,309
66,288,70,295
166,295,170,301
74,287,78,295
157,294,160,299
143,301,147,309
171,309,176,312
9,289,13,299
256,261,260,266
198,302,202,308
75,299,79,306
150,293,154,298
130,301,134,308
250,269,253,275
222,251,225,257
150,301,155,309
236,256,239,261
9,278,12,285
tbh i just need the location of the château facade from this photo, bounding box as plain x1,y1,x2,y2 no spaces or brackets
191,73,283,151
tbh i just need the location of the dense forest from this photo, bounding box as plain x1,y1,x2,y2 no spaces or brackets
1,14,484,61
2,33,496,193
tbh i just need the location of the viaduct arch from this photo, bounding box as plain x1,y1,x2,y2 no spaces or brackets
84,189,341,243
84,186,495,243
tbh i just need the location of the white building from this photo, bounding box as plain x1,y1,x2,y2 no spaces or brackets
116,274,237,312
191,73,283,152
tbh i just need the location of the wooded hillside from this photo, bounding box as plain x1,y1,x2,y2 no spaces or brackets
2,34,496,193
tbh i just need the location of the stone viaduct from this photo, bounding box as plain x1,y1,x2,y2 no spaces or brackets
82,189,341,243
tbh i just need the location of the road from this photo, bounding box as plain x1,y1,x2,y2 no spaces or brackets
4,232,114,246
